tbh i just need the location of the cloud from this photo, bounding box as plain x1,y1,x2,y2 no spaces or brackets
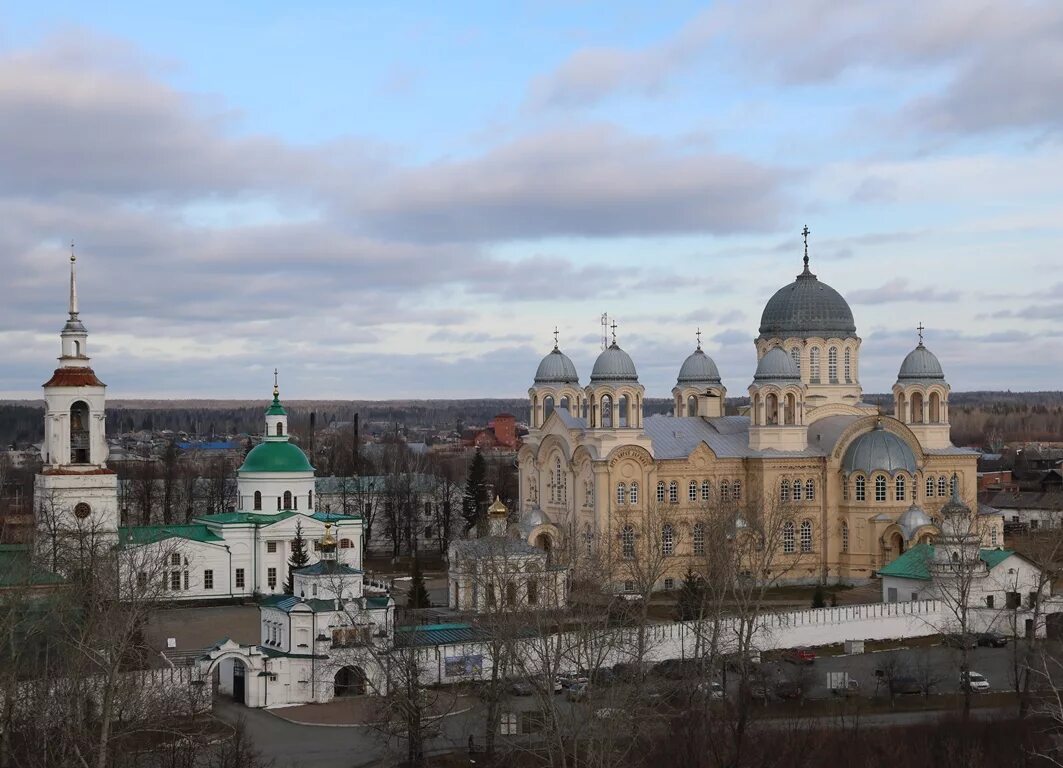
848,279,961,305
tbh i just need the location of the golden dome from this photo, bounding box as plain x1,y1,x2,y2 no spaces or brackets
321,522,336,549
488,496,508,517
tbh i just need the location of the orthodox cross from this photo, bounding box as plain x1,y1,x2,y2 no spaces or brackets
917,322,925,345
553,326,559,349
695,327,702,350
802,225,810,270
610,320,618,345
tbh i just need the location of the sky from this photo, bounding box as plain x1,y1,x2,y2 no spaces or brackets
1,0,1062,401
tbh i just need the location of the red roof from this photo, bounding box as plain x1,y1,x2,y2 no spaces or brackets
42,367,105,388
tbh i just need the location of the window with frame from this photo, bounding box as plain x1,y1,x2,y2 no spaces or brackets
938,476,948,497
733,480,742,500
783,521,795,553
721,480,731,501
805,479,815,501
809,347,821,383
527,578,538,605
656,481,666,503
616,482,626,506
693,522,705,555
204,570,214,590
669,481,679,504
621,525,635,558
267,541,278,554
792,480,802,501
629,482,639,505
990,527,998,547
896,476,906,501
253,491,262,510
790,347,801,373
662,524,675,556
855,476,866,502
137,572,148,589
844,348,852,383
283,490,293,510
689,480,698,502
950,474,958,497
926,477,935,497
170,571,181,590
235,568,245,590
875,475,887,502
585,528,593,557
171,553,181,566
701,480,712,502
664,577,675,591
800,520,813,552
828,347,838,383
841,521,849,553
267,567,277,590
780,481,791,502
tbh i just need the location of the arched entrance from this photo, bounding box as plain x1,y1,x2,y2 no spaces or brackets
888,532,905,561
334,665,367,697
232,660,247,704
535,533,553,566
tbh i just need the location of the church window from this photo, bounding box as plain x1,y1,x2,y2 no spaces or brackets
664,577,675,591
792,480,802,501
204,570,214,590
929,392,941,423
990,527,998,547
629,482,639,505
693,523,705,555
486,584,496,608
235,569,245,589
783,522,795,553
790,347,801,373
618,395,629,428
938,476,948,497
74,502,91,519
841,521,849,553
309,490,313,508
669,481,679,504
843,480,849,501
926,477,935,498
585,526,594,557
170,571,181,591
950,474,958,496
687,395,697,417
171,553,181,567
875,475,887,502
780,480,790,502
662,524,675,556
809,348,821,383
601,395,613,428
527,578,538,605
689,481,698,502
657,481,666,503
253,491,262,510
721,480,731,501
340,538,353,549
621,525,635,558
844,348,852,383
505,582,517,607
560,396,570,413
267,541,278,554
701,480,712,502
276,422,283,436
137,572,147,590
800,520,813,552
910,392,924,423
277,496,282,511
828,347,838,383
855,476,866,502
616,483,627,506
733,479,742,501
896,476,906,501
805,479,815,501
267,568,277,590
69,400,90,463
544,396,555,421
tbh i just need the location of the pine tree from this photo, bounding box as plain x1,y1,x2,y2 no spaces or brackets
461,449,488,535
675,569,705,621
285,521,310,595
407,554,431,609
811,583,826,609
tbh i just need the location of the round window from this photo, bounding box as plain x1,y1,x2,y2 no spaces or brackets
74,502,91,519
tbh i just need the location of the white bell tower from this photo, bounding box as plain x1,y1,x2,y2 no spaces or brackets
35,247,120,552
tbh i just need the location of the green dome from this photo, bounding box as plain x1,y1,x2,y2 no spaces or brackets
239,441,313,473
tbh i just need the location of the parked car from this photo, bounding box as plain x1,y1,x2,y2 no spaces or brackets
696,681,726,700
567,682,590,702
960,671,991,692
977,632,1008,648
783,647,817,665
943,633,977,649
724,650,762,671
511,681,534,696
744,680,772,703
774,680,804,700
558,673,589,690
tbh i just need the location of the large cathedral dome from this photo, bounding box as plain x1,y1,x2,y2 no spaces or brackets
759,263,856,339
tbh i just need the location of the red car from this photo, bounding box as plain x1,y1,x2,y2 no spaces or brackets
783,647,816,664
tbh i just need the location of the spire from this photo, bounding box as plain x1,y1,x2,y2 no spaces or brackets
68,241,79,319
801,225,811,274
917,322,925,347
273,367,280,400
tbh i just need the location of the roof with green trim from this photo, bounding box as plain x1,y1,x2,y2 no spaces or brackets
310,511,361,522
878,543,1016,581
196,511,296,526
118,525,225,547
0,545,65,587
266,393,287,417
239,440,313,473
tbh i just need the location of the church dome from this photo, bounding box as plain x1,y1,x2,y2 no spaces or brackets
842,424,918,476
239,441,314,473
591,343,638,383
898,343,945,382
677,348,722,386
898,504,933,538
759,264,856,339
753,347,800,383
534,347,579,385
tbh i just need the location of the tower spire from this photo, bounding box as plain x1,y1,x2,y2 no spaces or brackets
69,241,79,318
273,368,280,399
801,225,810,273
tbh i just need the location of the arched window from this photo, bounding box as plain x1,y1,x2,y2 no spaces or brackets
828,347,838,383
662,524,675,556
559,396,570,413
780,480,791,502
527,578,538,605
276,422,284,436
841,521,849,553
792,480,802,501
809,347,821,383
683,395,695,417
926,476,935,498
283,490,293,510
929,392,941,423
800,520,813,552
616,482,627,506
783,521,795,553
844,348,852,383
701,480,712,502
693,523,705,555
785,392,797,425
308,490,313,509
688,480,698,502
668,481,679,504
543,395,555,422
910,392,924,424
950,474,958,496
340,538,353,549
721,480,731,501
621,525,635,558
629,482,639,505
766,393,779,425
69,400,90,463
805,479,815,501
253,491,262,511
656,481,666,503
875,475,887,502
855,476,866,502
790,347,801,373
618,395,629,428
733,479,742,500
505,582,518,607
938,476,948,497
896,476,906,502
601,395,613,428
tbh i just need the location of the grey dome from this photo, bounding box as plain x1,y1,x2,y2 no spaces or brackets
842,424,918,476
753,347,801,383
898,504,933,539
759,266,856,339
898,343,945,382
677,348,722,386
591,343,638,383
534,347,579,385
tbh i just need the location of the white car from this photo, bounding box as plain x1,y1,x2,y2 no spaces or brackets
960,671,990,692
696,681,725,700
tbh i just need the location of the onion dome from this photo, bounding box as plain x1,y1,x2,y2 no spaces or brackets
842,423,918,476
759,245,856,339
489,496,509,517
590,342,638,383
677,347,722,386
898,342,945,382
239,441,314,473
753,347,801,383
534,346,580,385
898,504,933,538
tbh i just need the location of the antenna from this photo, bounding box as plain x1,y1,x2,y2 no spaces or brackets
600,313,609,351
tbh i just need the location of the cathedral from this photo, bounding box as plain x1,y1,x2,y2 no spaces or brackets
517,242,1004,588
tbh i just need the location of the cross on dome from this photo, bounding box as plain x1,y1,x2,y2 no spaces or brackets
273,368,279,398
610,319,618,345
69,241,79,319
917,322,925,346
801,225,811,272
553,326,559,350
695,327,702,350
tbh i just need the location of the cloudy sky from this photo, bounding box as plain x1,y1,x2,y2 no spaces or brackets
2,1,1061,400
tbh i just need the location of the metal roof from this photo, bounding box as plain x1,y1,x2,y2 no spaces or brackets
676,348,722,386
841,424,918,476
753,347,801,383
534,347,580,385
759,265,857,339
878,543,1015,581
590,343,638,383
897,343,946,382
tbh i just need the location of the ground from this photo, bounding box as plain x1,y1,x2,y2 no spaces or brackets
145,603,260,663
270,691,478,726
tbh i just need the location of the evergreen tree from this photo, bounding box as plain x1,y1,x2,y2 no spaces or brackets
675,569,705,621
811,583,826,609
407,554,431,609
461,449,489,534
285,521,310,595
